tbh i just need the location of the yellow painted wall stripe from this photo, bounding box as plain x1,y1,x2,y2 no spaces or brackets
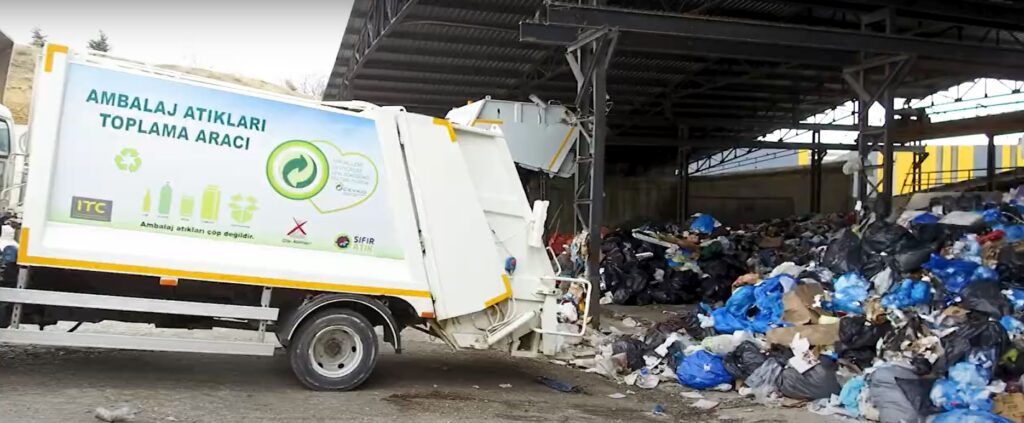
957,145,973,182
484,274,512,308
1003,146,1012,168
894,151,913,195
471,119,503,126
17,228,433,299
797,150,809,166
432,118,456,142
942,146,954,184
43,44,69,73
548,127,576,171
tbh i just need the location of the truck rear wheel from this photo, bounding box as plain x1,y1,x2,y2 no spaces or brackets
288,309,379,391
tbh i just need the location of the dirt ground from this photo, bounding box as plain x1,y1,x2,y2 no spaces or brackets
0,322,843,423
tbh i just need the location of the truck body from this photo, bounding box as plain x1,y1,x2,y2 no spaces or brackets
0,46,588,390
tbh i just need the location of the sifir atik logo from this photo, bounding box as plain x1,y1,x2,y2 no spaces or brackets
335,233,375,253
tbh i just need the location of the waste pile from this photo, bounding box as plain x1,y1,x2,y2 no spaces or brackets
557,212,849,307
552,188,1024,423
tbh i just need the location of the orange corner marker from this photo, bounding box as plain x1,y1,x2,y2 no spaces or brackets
44,44,69,73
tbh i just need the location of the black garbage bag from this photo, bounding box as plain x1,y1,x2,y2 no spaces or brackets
835,315,893,368
823,229,863,275
612,337,645,371
996,347,1024,380
779,358,842,400
647,288,679,305
939,317,1010,374
664,270,702,303
891,231,939,273
881,315,935,375
724,341,768,380
960,280,1012,319
862,221,910,254
868,365,929,423
642,311,705,353
997,243,1024,289
911,222,949,246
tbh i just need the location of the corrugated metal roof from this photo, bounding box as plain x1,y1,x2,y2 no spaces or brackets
327,0,1024,145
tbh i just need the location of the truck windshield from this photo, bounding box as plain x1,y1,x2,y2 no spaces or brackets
0,120,9,157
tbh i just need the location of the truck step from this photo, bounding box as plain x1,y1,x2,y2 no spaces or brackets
0,288,278,321
0,328,277,356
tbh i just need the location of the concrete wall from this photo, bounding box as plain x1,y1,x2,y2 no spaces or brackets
527,162,853,231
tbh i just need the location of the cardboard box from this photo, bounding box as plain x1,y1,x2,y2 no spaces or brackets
994,393,1024,422
782,284,825,325
766,324,840,346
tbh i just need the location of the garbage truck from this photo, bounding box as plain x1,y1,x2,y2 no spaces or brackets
0,45,590,391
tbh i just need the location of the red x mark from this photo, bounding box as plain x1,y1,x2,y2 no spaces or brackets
288,218,307,236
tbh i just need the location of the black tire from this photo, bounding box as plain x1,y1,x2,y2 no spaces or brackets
288,308,379,391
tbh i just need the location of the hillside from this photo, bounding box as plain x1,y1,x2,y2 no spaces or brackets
2,45,304,124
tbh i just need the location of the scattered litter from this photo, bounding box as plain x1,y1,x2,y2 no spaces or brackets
94,405,136,423
608,393,627,399
499,383,512,389
535,376,584,394
690,399,720,410
681,392,704,399
651,404,667,417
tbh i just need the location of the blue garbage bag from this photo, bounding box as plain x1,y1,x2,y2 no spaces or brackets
912,212,940,225
1005,288,1024,312
838,376,865,417
995,224,1024,242
1000,316,1024,338
930,361,993,411
932,410,1013,423
973,266,999,283
923,254,981,294
676,350,733,389
710,276,789,334
689,213,718,234
750,275,787,333
881,279,932,309
982,208,1003,224
828,273,870,314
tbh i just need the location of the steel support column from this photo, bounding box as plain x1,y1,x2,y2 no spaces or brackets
987,133,997,191
810,130,824,214
678,147,691,221
559,19,618,326
844,9,914,218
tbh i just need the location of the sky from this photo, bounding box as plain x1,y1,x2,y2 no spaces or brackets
0,0,354,85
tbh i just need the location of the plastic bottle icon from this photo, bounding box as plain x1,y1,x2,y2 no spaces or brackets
200,185,221,222
158,183,173,215
142,189,151,213
180,195,195,218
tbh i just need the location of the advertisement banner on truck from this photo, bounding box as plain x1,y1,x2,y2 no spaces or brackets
46,63,403,259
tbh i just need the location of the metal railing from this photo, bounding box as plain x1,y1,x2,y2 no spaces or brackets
900,167,1022,194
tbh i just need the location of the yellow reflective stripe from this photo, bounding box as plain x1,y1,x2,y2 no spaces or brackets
484,274,512,308
16,228,432,298
548,127,576,171
432,118,456,142
44,44,69,73
471,119,503,126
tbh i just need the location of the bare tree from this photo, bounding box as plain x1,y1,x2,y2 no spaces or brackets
87,31,111,52
286,73,328,99
30,27,47,48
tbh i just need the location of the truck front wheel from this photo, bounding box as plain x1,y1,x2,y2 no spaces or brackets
288,309,379,391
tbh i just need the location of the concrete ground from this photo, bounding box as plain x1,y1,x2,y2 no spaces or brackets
0,322,841,423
